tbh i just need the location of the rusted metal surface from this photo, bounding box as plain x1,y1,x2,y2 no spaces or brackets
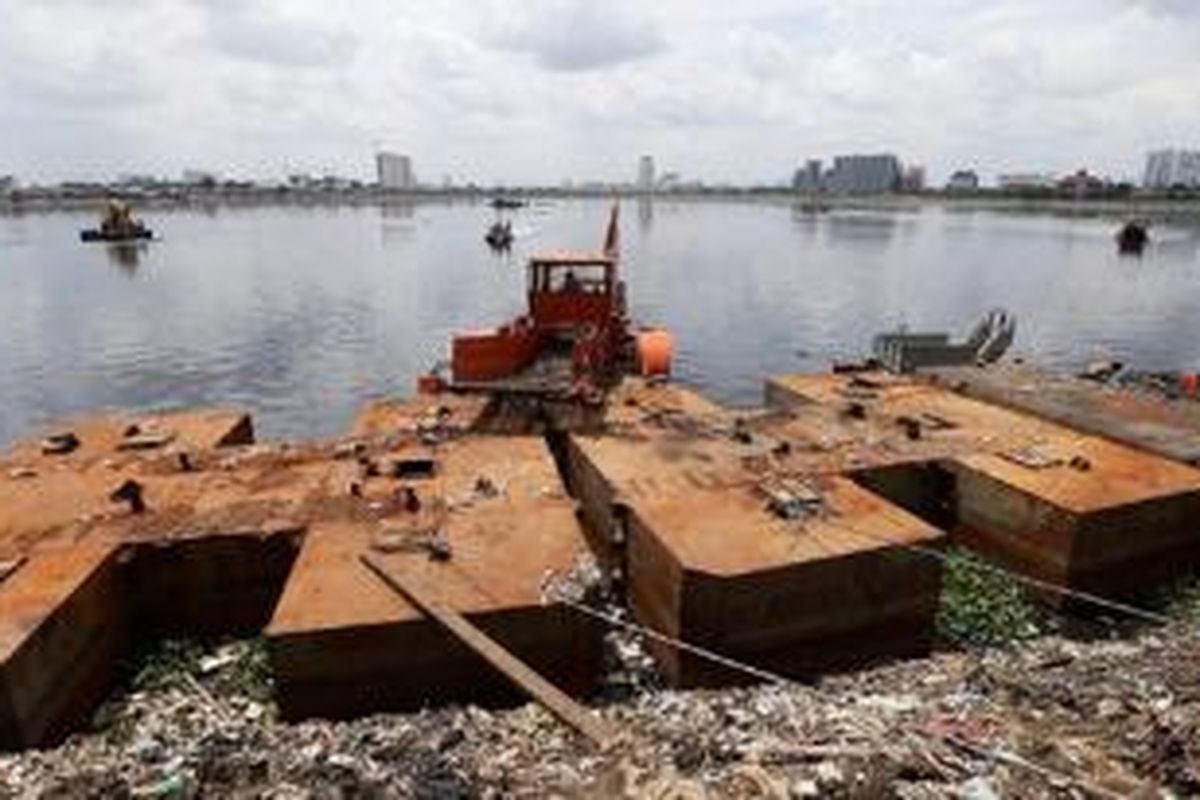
3,408,252,465
265,435,602,720
4,368,1200,750
568,378,945,685
0,398,604,744
361,553,615,749
925,363,1200,465
765,372,1200,602
0,541,126,750
347,393,490,440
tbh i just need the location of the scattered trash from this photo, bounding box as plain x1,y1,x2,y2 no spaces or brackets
896,415,922,440
842,402,868,420
110,478,147,514
389,456,437,479
473,475,500,498
333,440,366,459
41,431,80,455
118,428,176,451
760,478,823,521
1078,360,1123,383
0,556,28,585
371,524,451,561
0,624,1196,797
998,446,1063,470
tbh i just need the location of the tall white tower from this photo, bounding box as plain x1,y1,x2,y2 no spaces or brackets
637,155,655,192
376,152,414,189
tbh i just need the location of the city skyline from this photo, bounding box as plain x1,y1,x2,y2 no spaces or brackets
2,1,1199,185
5,146,1190,192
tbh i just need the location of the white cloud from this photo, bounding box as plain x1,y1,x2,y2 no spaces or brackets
1,0,1199,185
481,0,667,71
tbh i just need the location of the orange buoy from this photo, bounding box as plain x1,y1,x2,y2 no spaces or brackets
1180,372,1198,398
635,328,674,377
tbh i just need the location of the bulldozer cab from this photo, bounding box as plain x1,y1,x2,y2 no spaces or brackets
530,256,611,294
527,251,622,332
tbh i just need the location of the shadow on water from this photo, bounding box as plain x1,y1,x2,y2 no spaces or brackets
637,197,653,232
380,201,418,244
824,211,899,247
104,242,145,275
4,199,1200,448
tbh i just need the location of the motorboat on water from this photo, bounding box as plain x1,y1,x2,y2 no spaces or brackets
1116,219,1149,255
80,199,153,242
485,220,513,250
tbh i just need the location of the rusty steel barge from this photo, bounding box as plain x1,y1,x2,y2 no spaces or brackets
3,208,1200,750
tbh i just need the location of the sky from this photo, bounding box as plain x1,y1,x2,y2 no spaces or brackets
1,0,1198,186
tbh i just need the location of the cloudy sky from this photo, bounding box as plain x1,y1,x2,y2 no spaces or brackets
1,0,1198,186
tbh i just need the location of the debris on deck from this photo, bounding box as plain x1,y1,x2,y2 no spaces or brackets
0,361,1199,771
765,371,1200,604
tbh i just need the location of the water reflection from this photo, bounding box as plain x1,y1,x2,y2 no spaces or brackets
380,201,415,219
3,200,1200,449
637,197,653,232
824,211,898,247
104,242,145,274
790,201,827,230
380,201,417,244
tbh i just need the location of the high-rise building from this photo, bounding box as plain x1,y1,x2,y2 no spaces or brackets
182,169,218,186
376,151,414,189
637,155,655,192
824,154,902,193
901,165,926,193
997,173,1057,191
946,170,980,191
1143,149,1200,189
792,159,823,191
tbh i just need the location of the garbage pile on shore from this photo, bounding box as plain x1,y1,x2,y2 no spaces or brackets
2,623,1197,798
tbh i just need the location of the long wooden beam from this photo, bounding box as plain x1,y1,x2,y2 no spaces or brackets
358,553,616,749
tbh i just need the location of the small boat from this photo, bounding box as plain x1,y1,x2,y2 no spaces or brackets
489,196,525,210
485,220,513,250
1116,219,1149,255
80,227,153,242
80,199,153,242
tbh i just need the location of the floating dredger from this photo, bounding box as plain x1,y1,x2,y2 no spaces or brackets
80,198,153,242
423,203,673,404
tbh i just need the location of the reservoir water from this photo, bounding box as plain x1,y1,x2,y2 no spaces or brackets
2,198,1199,446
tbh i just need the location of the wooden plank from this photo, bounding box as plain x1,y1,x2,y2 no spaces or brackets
358,553,615,749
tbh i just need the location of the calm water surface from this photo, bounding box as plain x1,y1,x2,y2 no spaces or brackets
2,199,1200,446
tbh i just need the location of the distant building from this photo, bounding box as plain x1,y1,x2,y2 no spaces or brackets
376,151,414,190
1058,169,1105,200
997,173,1057,191
1143,149,1200,189
637,155,655,192
0,175,14,194
792,159,823,192
824,154,902,193
117,173,160,187
901,165,926,193
657,171,680,190
945,170,980,191
181,169,218,186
